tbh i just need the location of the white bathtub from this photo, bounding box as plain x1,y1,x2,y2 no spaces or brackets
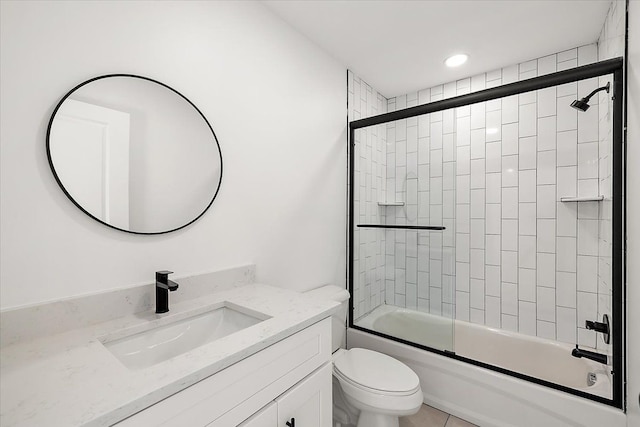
351,305,624,427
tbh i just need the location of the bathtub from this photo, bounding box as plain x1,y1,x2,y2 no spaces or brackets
350,305,624,427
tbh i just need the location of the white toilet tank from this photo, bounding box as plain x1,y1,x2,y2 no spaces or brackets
304,285,350,352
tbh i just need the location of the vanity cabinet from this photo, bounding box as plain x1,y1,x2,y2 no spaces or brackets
114,318,332,427
274,362,332,427
237,362,331,427
238,402,277,427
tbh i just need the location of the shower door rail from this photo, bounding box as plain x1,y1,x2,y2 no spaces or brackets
347,57,626,409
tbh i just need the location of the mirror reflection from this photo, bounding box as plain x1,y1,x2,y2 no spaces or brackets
47,75,223,234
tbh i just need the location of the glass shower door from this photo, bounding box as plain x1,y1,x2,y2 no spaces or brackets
348,57,623,406
350,109,456,353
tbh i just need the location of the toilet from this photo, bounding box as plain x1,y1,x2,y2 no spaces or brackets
305,285,423,427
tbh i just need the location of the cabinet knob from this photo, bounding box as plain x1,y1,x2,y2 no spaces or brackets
285,418,295,427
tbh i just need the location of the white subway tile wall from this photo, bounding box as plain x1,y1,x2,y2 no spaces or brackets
379,83,459,317
349,72,388,320
381,41,606,344
349,0,623,349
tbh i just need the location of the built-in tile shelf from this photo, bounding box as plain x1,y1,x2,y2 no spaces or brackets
560,196,605,202
357,224,446,230
377,201,405,206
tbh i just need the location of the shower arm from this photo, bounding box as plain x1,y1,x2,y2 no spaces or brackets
581,82,610,102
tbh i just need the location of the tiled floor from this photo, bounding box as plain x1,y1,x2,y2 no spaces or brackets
399,404,478,427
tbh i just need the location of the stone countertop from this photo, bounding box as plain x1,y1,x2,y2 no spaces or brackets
0,284,339,427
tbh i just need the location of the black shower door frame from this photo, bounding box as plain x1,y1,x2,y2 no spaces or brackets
347,57,626,409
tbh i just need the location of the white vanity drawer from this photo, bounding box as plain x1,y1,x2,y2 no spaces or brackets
115,318,331,427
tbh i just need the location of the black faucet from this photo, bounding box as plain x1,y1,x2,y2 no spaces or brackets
571,345,608,365
155,270,179,314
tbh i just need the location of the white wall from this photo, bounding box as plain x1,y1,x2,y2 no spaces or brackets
0,0,347,309
626,1,640,425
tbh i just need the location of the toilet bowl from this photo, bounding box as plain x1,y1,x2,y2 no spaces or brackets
304,286,423,427
333,348,423,427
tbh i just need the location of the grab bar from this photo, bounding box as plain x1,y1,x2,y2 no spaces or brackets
357,224,445,230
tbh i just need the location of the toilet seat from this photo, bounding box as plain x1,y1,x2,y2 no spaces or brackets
332,348,423,417
333,348,421,396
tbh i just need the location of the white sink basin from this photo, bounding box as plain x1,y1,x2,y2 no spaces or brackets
103,303,269,370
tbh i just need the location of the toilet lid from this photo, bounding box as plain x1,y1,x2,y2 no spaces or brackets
333,348,419,393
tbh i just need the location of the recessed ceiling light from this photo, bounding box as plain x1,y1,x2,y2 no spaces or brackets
445,54,468,68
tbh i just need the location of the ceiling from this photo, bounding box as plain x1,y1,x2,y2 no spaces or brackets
264,0,612,98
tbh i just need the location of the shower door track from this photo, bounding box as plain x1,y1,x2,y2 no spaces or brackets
347,57,626,409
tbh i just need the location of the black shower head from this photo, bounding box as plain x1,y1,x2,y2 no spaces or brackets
570,82,610,112
570,98,591,112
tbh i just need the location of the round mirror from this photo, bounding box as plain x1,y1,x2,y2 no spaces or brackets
46,74,223,234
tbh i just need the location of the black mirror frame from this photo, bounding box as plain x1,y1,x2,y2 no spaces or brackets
46,74,223,235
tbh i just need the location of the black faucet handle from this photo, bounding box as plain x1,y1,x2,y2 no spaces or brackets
156,270,174,281
585,320,608,333
584,315,611,344
156,270,174,276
